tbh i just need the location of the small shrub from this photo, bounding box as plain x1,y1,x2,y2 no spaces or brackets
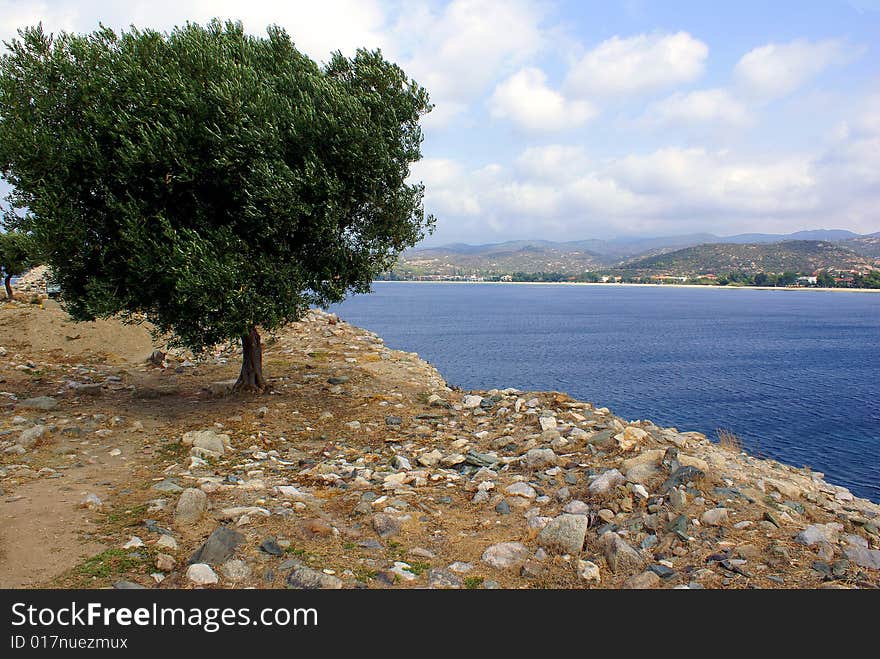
716,428,742,452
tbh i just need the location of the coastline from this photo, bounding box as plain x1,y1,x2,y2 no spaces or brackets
375,280,880,293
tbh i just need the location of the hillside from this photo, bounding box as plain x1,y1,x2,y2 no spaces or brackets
617,241,876,276
1,297,879,590
396,230,880,277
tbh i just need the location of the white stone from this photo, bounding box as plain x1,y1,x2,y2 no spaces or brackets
186,563,219,586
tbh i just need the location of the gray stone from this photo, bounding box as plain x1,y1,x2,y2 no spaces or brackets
260,538,284,556
482,542,530,570
623,570,661,589
72,382,103,396
174,488,207,526
18,425,47,449
220,560,251,582
495,500,511,515
505,482,537,499
286,565,343,589
372,513,402,538
427,568,462,589
19,397,58,411
701,508,729,527
795,523,843,547
186,563,219,586
524,447,558,469
537,514,588,554
152,479,184,494
462,395,483,408
562,500,589,515
327,376,349,385
843,544,880,570
589,469,625,495
188,526,243,565
624,462,660,484
385,415,403,426
182,429,228,456
601,532,646,573
112,580,147,589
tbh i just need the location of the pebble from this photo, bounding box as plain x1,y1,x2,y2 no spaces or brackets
186,563,219,586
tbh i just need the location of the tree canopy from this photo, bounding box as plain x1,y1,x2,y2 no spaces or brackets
0,229,36,299
0,20,433,389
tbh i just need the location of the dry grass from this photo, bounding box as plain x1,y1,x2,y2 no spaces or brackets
716,428,743,452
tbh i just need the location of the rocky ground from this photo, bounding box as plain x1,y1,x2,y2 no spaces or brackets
1,283,878,589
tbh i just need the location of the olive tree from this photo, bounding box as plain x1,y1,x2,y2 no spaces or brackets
0,228,36,299
0,20,433,389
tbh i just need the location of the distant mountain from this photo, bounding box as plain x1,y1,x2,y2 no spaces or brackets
618,240,874,276
840,235,880,259
396,230,880,277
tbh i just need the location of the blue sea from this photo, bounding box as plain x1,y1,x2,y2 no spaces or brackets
330,282,880,502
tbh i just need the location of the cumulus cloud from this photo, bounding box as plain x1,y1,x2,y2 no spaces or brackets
642,88,751,127
396,0,547,125
734,38,855,100
0,0,391,62
489,68,597,132
565,31,708,97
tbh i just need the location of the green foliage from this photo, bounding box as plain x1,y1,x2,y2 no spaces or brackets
0,229,36,279
0,20,433,352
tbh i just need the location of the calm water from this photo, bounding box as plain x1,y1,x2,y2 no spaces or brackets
330,282,880,502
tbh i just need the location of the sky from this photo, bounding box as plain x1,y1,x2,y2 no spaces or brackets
1,1,879,246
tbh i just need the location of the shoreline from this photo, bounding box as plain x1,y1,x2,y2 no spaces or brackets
374,280,880,293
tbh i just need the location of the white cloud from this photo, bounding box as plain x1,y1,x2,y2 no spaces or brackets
515,145,590,180
489,68,597,132
565,31,708,97
734,38,854,100
0,0,390,62
397,0,547,125
643,88,751,127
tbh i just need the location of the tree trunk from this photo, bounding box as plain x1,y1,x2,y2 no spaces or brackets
4,275,12,301
234,326,267,392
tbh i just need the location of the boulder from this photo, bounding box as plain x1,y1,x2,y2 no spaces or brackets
537,514,588,554
482,542,530,570
174,488,208,527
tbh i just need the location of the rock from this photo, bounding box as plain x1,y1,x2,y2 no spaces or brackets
156,553,176,571
615,426,648,451
113,581,146,589
495,500,511,515
79,493,103,510
155,535,178,550
505,482,537,499
482,542,530,570
701,508,729,527
462,395,483,408
181,429,229,457
795,523,843,547
260,538,284,556
188,526,243,565
842,544,880,570
601,533,646,573
152,479,184,494
72,382,103,396
19,396,58,411
661,466,704,492
147,350,166,365
563,500,590,515
385,415,403,426
186,563,219,586
589,469,625,495
372,513,402,538
677,454,710,473
220,559,252,582
524,447,558,469
274,485,310,501
18,425,47,449
539,416,557,432
418,449,443,467
391,455,412,470
327,376,349,385
122,536,144,549
448,561,474,573
427,568,462,589
577,560,601,583
537,514,588,554
623,571,661,589
621,449,665,472
174,488,208,526
286,565,343,589
624,462,660,484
